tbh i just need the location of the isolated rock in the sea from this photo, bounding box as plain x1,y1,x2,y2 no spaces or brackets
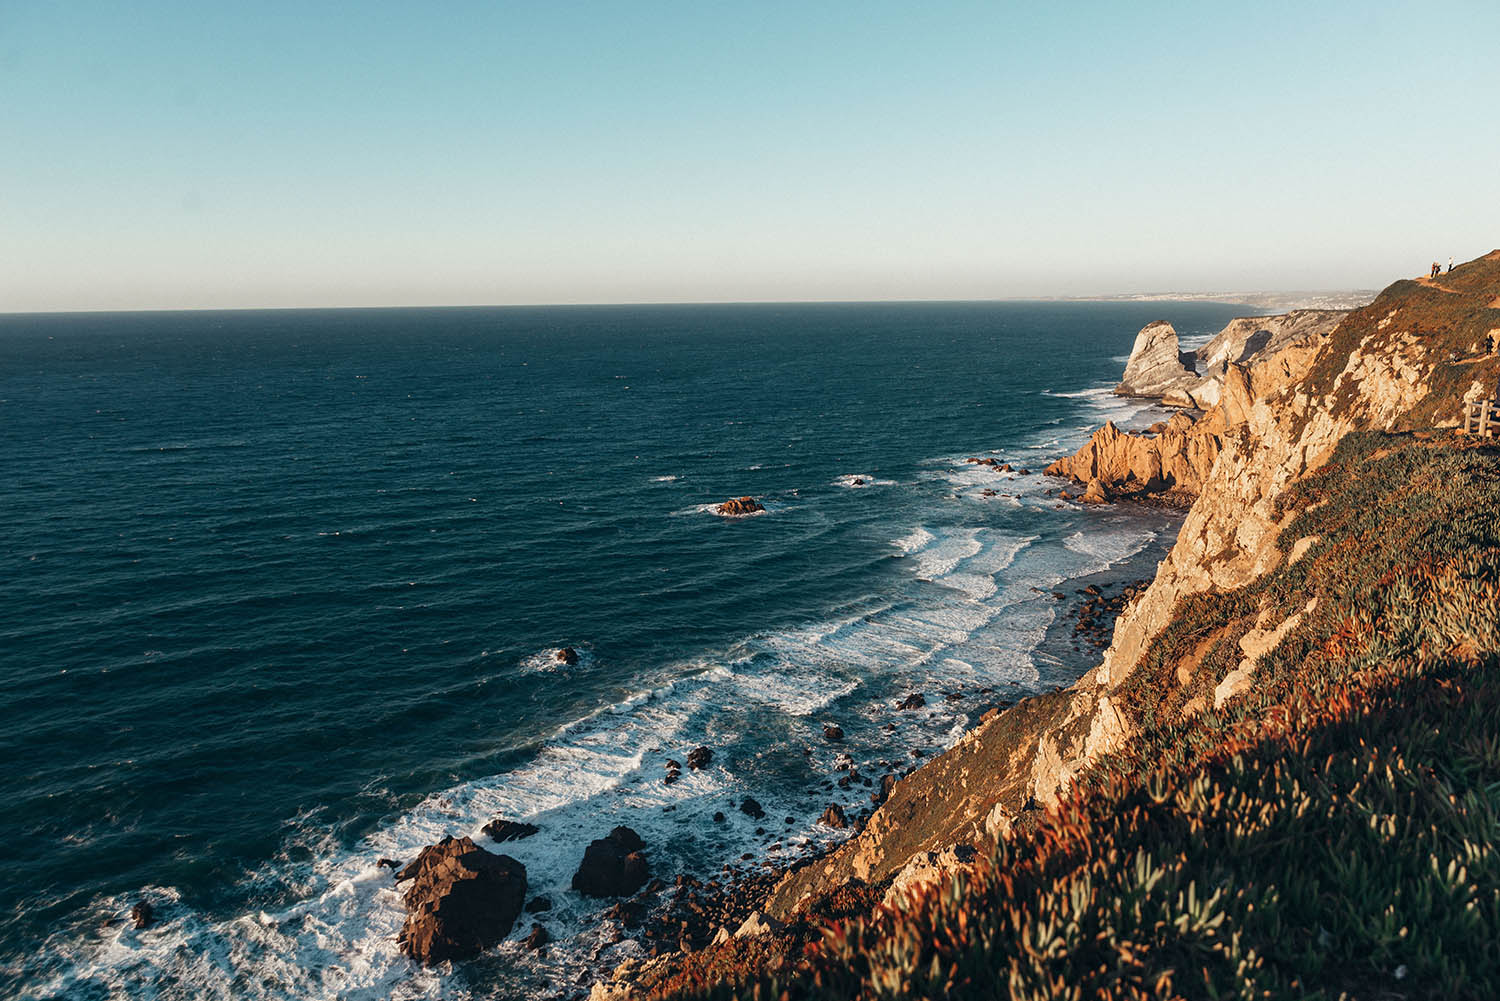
377,857,401,871
823,724,845,742
894,692,925,711
818,803,849,829
525,895,552,913
555,646,579,665
740,797,766,819
1116,321,1199,398
716,496,764,516
482,818,540,843
572,826,651,898
130,901,154,930
396,835,527,965
523,922,551,950
687,746,713,770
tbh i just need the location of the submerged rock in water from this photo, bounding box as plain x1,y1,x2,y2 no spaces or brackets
555,646,579,665
686,746,713,770
396,836,527,965
823,724,844,742
482,818,540,843
572,827,651,898
715,496,764,516
739,797,766,819
130,901,154,930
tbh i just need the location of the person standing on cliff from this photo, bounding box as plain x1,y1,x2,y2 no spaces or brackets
1449,256,1455,273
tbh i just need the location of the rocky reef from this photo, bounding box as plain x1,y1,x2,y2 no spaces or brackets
608,252,1500,1000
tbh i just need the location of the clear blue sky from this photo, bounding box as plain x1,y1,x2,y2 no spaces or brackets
2,0,1497,310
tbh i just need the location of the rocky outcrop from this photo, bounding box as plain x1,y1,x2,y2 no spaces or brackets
1116,321,1198,398
1195,309,1346,379
1118,309,1346,409
716,497,764,516
482,818,539,843
1044,411,1221,500
396,836,527,965
572,827,651,898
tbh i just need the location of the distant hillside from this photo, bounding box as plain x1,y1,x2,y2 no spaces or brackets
1079,289,1379,312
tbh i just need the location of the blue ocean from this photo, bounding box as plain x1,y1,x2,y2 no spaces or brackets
0,301,1250,999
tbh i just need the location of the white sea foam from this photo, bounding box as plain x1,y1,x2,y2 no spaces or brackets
892,527,936,554
832,474,896,488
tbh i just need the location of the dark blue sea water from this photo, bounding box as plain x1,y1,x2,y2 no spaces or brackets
0,301,1250,999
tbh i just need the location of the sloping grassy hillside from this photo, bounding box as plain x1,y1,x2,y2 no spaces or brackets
651,433,1500,1000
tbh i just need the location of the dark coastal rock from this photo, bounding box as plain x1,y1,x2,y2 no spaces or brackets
555,646,579,665
687,746,712,770
665,759,682,771
713,810,726,823
823,724,844,742
716,496,764,516
396,835,527,965
818,804,849,829
523,922,551,950
572,826,651,898
740,797,766,819
525,895,552,913
376,857,401,870
482,818,540,843
130,901,154,930
852,477,865,485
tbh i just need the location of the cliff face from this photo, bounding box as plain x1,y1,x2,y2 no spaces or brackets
761,252,1500,921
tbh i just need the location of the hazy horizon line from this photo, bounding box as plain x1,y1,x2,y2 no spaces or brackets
0,288,1381,318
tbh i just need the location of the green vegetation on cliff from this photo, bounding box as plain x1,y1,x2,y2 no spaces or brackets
652,433,1500,1000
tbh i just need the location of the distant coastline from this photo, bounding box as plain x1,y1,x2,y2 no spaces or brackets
1045,289,1378,312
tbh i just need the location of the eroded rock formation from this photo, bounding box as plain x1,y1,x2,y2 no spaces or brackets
396,836,527,965
1116,321,1198,398
1117,308,1347,409
572,827,651,898
716,497,764,516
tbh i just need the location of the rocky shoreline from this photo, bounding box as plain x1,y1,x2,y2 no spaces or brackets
373,255,1500,999
586,253,1500,999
